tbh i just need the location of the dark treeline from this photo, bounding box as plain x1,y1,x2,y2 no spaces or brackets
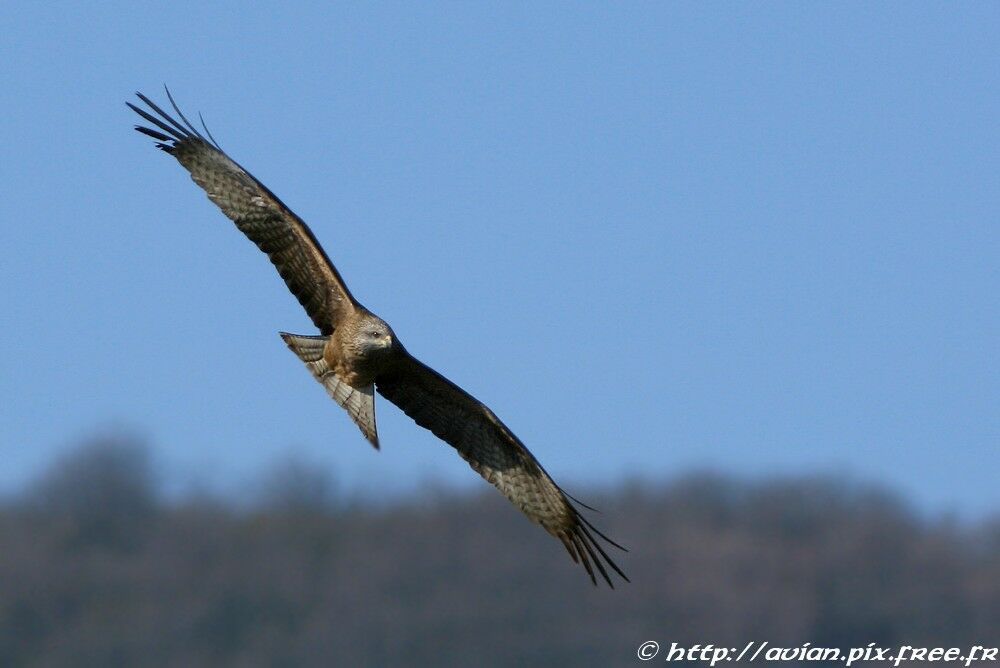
0,437,996,667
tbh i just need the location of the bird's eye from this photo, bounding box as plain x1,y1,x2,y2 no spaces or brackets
368,330,380,338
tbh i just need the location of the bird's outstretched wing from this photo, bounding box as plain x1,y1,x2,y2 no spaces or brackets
128,90,356,335
375,352,628,587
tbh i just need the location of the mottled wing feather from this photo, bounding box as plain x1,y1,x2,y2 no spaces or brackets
375,352,628,587
129,92,355,335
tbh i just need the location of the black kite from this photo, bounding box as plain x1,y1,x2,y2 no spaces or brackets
128,90,627,587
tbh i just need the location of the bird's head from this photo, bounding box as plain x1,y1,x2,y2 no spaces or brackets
351,314,397,359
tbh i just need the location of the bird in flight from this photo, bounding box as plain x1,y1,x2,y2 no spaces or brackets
128,89,627,587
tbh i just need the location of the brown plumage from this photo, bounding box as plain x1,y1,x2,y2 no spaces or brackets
128,89,627,587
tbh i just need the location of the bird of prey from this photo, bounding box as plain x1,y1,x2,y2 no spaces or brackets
128,90,627,587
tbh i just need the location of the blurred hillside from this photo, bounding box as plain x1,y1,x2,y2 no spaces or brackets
0,437,996,667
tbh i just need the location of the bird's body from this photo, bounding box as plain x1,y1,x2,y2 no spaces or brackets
129,90,627,587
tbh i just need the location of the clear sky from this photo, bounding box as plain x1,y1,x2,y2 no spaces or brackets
1,3,996,515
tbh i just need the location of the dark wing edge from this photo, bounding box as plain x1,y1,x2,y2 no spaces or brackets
376,352,629,588
127,88,357,335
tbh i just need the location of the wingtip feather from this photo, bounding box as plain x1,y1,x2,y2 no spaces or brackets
578,523,629,583
571,534,599,586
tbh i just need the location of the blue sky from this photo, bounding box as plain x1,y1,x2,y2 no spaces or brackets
1,3,996,515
